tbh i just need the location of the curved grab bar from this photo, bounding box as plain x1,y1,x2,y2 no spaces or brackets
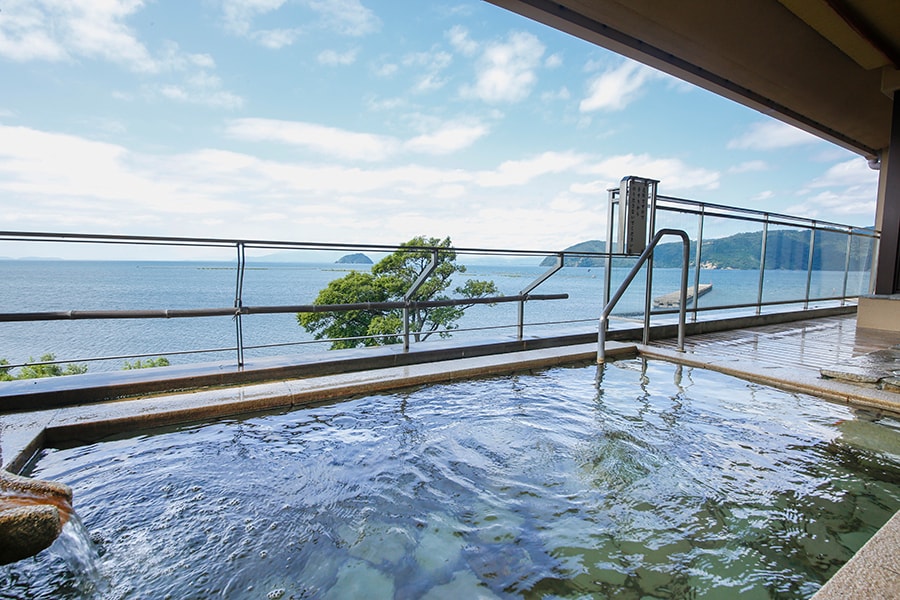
598,228,689,362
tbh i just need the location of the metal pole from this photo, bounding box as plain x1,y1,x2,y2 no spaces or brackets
805,225,816,309
841,228,853,305
756,216,769,315
598,228,688,362
518,253,564,340
642,181,658,345
403,249,439,352
234,242,246,367
604,188,617,308
691,206,705,322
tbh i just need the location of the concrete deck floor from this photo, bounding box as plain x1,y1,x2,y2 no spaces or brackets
647,314,900,600
2,312,899,598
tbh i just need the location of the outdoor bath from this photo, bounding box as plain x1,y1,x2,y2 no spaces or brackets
2,357,900,599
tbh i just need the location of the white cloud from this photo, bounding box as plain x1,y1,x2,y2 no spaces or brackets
0,2,70,62
0,0,220,74
786,191,876,219
150,70,243,110
221,0,378,45
476,151,586,187
446,25,479,57
405,122,489,155
580,153,720,191
0,124,667,249
403,50,453,93
462,31,545,104
221,0,286,35
0,0,154,71
308,0,380,37
807,157,877,189
254,28,304,49
0,1,242,108
541,87,571,102
785,158,878,220
0,125,233,226
226,118,401,161
373,61,399,77
318,48,358,66
545,53,563,68
157,83,244,110
728,120,823,150
227,117,490,159
579,60,658,112
728,160,768,174
219,0,301,47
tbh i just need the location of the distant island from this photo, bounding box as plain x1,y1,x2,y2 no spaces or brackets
541,228,873,271
336,253,373,265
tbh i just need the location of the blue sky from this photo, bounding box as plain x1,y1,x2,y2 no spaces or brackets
0,0,880,258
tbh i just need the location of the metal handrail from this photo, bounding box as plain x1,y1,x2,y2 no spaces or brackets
0,191,878,373
598,229,689,362
0,293,568,323
517,253,564,340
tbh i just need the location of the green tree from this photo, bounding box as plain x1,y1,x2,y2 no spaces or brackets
123,357,170,370
298,236,499,349
12,354,88,379
0,359,11,382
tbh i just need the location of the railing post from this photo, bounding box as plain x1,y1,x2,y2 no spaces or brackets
841,228,853,305
518,253,564,340
805,225,816,309
642,181,659,345
403,249,439,352
691,206,705,322
757,216,769,316
234,242,246,367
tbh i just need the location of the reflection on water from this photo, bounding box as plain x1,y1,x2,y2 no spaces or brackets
3,359,900,599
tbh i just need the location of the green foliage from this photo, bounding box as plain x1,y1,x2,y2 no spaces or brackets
544,228,874,271
298,236,499,349
1,354,89,380
123,357,171,370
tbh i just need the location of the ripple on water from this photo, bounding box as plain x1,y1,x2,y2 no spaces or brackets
3,359,900,599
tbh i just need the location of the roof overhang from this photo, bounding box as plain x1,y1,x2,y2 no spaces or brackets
486,0,900,158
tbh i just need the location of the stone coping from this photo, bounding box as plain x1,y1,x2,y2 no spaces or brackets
3,304,895,599
0,303,857,413
639,345,900,415
811,510,900,599
0,342,633,474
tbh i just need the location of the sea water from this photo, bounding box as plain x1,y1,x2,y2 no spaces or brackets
0,260,869,372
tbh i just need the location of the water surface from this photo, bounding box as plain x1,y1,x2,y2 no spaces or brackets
3,359,900,599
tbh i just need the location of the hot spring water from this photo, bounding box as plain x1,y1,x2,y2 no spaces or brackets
3,358,900,599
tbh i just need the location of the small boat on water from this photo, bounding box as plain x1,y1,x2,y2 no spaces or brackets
653,283,713,308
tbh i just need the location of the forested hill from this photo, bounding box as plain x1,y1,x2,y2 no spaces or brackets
541,229,873,271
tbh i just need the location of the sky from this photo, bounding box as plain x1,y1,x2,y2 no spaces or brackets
0,0,882,259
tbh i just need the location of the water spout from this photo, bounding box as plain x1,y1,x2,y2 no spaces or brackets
0,469,73,565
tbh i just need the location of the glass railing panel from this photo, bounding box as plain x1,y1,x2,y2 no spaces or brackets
688,216,764,310
807,229,853,301
761,225,815,305
846,233,875,297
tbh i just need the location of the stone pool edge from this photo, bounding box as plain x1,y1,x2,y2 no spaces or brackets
0,341,634,474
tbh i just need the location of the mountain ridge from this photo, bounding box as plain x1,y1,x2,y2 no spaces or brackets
540,229,873,271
